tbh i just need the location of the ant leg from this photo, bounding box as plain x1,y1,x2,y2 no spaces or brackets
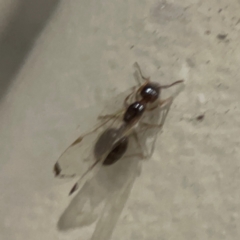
157,97,173,127
132,131,148,159
161,80,184,89
145,96,173,112
146,104,158,111
136,123,162,136
98,109,124,120
121,152,144,160
140,122,163,129
133,62,151,82
124,86,137,108
133,63,151,102
159,97,173,109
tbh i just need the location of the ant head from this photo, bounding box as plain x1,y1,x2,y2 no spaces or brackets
139,80,184,103
140,82,160,103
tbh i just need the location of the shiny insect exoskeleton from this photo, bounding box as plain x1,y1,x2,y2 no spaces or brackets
98,63,183,167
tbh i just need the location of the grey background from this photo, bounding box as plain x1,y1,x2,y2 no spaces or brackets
0,0,240,239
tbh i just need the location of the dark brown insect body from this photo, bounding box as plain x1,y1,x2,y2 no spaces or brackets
123,101,145,123
140,82,160,103
98,77,183,167
103,137,128,165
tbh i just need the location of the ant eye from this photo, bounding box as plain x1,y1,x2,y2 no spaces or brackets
140,83,160,103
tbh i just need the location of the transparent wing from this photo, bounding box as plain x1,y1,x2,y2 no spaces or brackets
54,117,118,178
57,133,142,231
53,87,137,194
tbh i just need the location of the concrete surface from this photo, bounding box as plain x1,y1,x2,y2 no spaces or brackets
0,0,240,240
